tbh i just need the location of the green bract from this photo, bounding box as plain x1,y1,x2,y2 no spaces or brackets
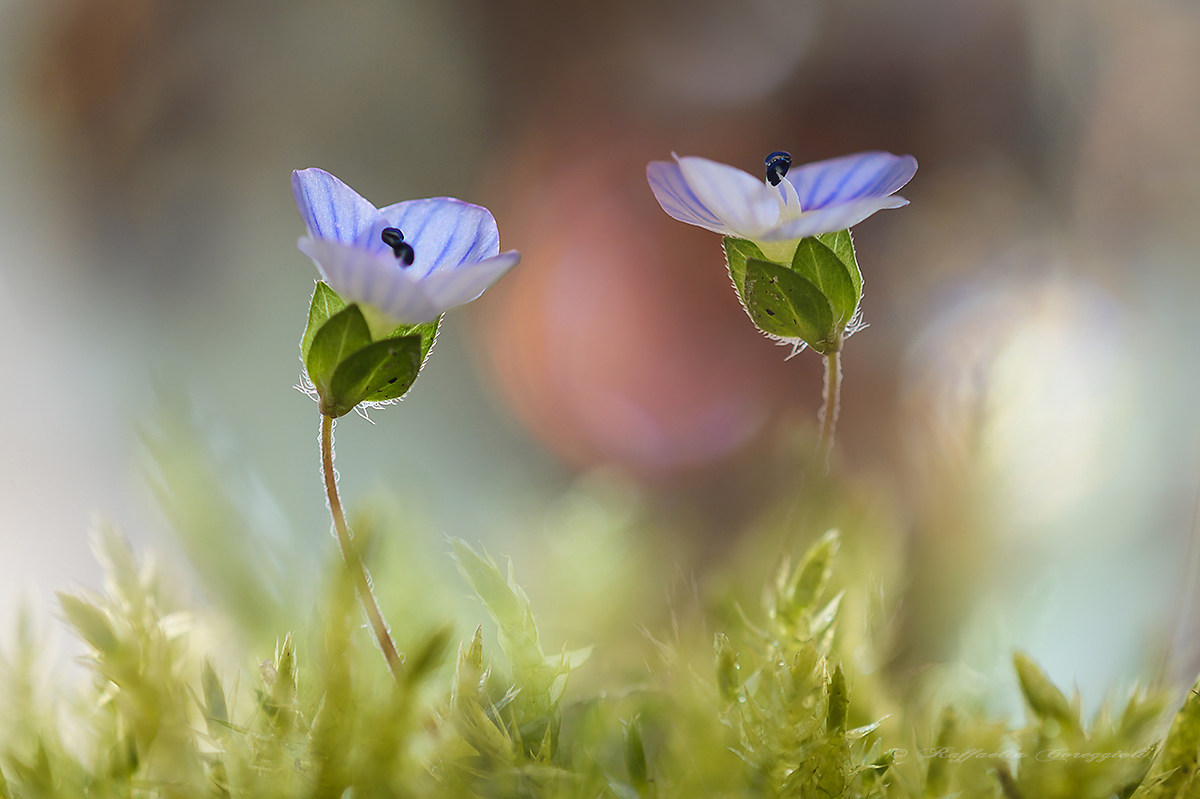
300,281,439,417
723,230,864,354
744,258,835,352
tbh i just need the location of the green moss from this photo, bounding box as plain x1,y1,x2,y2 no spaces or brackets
0,493,1193,798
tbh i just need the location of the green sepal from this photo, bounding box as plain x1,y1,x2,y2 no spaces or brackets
815,229,863,301
791,236,859,325
300,281,347,363
743,258,835,353
322,334,424,417
722,236,766,300
305,304,373,400
302,288,439,416
385,316,441,369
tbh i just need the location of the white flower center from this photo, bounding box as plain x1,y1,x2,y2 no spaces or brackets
757,237,802,264
774,175,805,223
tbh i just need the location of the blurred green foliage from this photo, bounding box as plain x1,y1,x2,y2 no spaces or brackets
2,431,1199,798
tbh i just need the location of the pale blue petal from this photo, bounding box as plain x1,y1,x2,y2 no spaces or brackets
292,168,384,248
418,250,520,312
776,173,802,214
298,236,442,323
675,156,781,238
765,195,909,241
785,152,917,211
378,197,500,278
646,160,731,235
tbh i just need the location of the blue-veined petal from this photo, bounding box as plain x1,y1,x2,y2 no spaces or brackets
785,151,917,211
776,172,802,215
646,159,729,234
765,194,909,241
378,197,500,278
292,168,384,249
298,236,443,323
418,250,521,312
675,155,781,237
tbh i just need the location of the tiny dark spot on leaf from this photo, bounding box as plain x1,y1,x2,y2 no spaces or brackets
766,309,776,316
387,377,397,384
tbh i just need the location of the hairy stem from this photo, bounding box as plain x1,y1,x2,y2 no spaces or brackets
320,413,403,683
817,348,842,471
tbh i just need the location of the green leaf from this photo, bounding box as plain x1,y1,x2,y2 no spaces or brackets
452,626,516,761
826,664,848,733
743,258,834,352
58,593,117,654
305,304,372,398
89,522,142,613
202,660,228,725
786,529,840,616
1137,678,1200,798
624,716,649,789
715,633,740,702
275,633,297,699
995,763,1021,799
323,334,424,417
722,237,767,300
107,733,138,783
262,633,300,733
791,237,859,325
1014,651,1079,732
404,624,454,686
816,229,863,300
449,538,544,673
926,707,957,795
301,281,347,362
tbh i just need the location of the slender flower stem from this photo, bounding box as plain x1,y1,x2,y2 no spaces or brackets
320,413,404,684
817,348,842,471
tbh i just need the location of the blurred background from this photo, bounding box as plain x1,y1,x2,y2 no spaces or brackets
1,0,1199,709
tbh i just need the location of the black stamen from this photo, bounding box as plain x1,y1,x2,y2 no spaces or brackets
765,150,792,186
381,227,415,266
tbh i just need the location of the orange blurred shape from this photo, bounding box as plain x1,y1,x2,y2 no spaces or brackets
479,131,792,478
33,0,191,168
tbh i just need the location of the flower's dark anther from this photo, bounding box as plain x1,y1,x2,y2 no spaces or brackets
381,227,415,266
765,151,792,186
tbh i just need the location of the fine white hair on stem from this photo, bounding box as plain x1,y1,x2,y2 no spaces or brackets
316,416,339,512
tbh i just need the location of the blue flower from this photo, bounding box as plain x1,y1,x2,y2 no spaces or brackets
646,150,917,262
293,167,519,325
